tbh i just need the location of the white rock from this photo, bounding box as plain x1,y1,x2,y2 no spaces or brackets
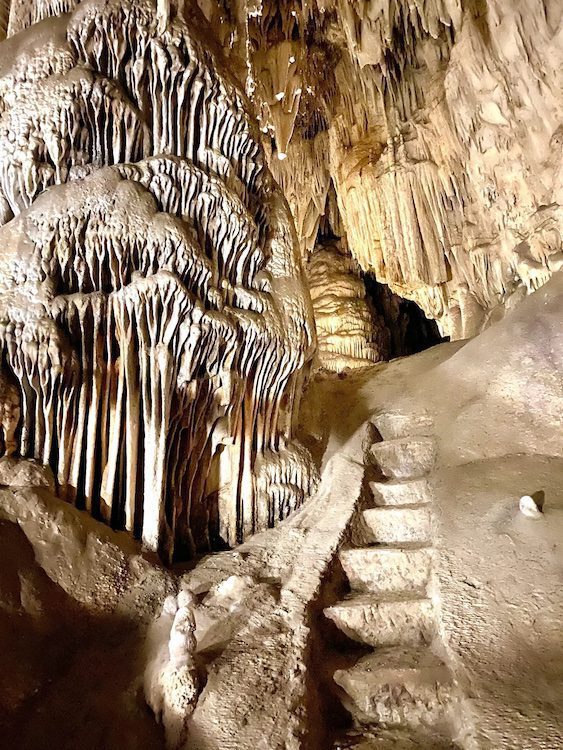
519,495,542,518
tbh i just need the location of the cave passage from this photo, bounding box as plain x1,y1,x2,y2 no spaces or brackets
363,272,447,359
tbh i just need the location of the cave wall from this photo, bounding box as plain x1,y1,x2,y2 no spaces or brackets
0,0,561,558
0,0,317,561
197,0,563,340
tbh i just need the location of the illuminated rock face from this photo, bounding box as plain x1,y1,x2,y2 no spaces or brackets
308,244,385,371
209,0,563,340
0,0,560,552
324,0,563,339
0,0,316,561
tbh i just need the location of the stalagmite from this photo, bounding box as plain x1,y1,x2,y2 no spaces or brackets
145,588,200,749
308,244,386,371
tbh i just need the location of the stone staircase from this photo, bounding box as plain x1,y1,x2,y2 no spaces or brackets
325,414,463,749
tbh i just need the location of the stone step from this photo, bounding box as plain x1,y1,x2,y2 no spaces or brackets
324,594,434,648
338,546,433,595
370,412,433,441
368,438,437,480
334,728,459,749
362,507,432,545
369,478,432,507
334,647,455,730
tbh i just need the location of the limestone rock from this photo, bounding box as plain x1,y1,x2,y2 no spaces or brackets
308,244,387,371
145,588,200,749
519,494,543,518
231,0,563,339
0,3,562,750
0,0,315,561
0,457,55,490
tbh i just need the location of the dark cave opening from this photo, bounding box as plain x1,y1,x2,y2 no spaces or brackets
363,272,447,359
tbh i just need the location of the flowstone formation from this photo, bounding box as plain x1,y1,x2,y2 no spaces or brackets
308,243,386,371
0,0,316,561
198,0,563,340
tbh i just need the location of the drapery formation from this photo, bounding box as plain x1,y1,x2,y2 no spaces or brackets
204,0,562,339
0,0,316,561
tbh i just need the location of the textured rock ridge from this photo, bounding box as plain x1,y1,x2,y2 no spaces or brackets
0,0,316,560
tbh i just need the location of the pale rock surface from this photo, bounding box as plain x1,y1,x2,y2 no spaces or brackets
302,273,563,748
308,244,386,371
0,0,315,561
2,0,562,345
0,456,55,489
183,451,366,750
1,213,562,750
0,2,562,749
209,0,563,338
145,589,200,750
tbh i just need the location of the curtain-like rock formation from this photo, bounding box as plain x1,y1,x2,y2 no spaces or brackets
202,0,562,339
0,0,316,561
3,0,558,563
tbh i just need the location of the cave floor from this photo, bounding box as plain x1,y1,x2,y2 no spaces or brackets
1,297,563,749
299,289,563,750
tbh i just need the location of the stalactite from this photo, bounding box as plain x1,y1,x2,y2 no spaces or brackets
235,0,562,339
253,39,303,158
0,0,315,562
6,0,80,36
268,132,331,259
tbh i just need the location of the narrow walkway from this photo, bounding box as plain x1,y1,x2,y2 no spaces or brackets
324,412,464,749
186,453,367,750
